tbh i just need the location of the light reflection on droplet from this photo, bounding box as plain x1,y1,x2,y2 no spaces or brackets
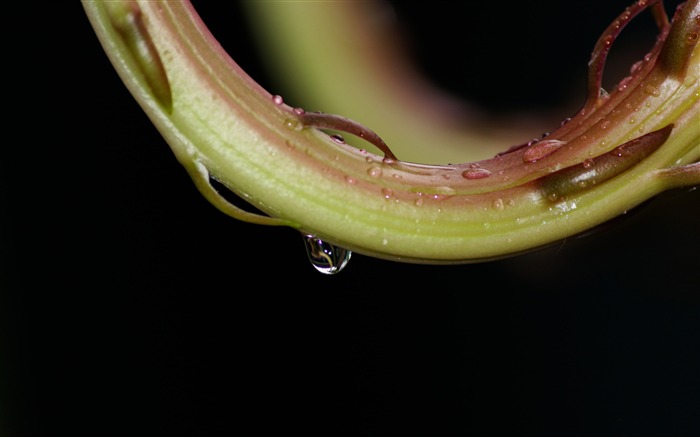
367,166,383,177
644,84,660,97
461,168,492,179
303,234,351,275
522,139,567,163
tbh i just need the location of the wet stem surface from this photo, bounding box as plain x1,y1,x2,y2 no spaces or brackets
2,1,699,436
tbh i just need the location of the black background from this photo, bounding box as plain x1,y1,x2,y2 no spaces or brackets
2,1,699,436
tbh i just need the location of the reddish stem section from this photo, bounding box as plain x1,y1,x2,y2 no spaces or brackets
585,0,668,111
538,124,674,201
658,0,700,75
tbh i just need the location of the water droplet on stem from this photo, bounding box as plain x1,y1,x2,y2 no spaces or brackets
303,234,352,275
461,168,492,179
522,139,567,163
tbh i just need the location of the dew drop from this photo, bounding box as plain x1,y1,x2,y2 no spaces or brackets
617,76,633,91
630,60,644,74
414,197,424,206
461,168,492,179
345,175,357,185
293,107,305,115
492,198,504,211
644,84,660,97
272,94,283,105
613,143,634,157
330,134,345,144
582,158,595,169
367,166,383,178
303,234,351,275
522,139,566,163
434,186,456,196
686,32,698,46
284,118,303,131
381,188,393,199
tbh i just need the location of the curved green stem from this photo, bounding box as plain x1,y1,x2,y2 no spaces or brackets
82,0,699,264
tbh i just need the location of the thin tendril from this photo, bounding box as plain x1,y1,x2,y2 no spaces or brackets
585,0,669,110
299,111,398,161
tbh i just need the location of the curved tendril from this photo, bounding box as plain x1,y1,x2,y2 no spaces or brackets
188,161,296,227
585,0,669,111
298,111,398,161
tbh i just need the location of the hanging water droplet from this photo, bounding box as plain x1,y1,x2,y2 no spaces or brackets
303,234,352,275
272,94,284,105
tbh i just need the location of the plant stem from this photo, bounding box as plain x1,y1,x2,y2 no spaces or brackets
82,0,699,264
